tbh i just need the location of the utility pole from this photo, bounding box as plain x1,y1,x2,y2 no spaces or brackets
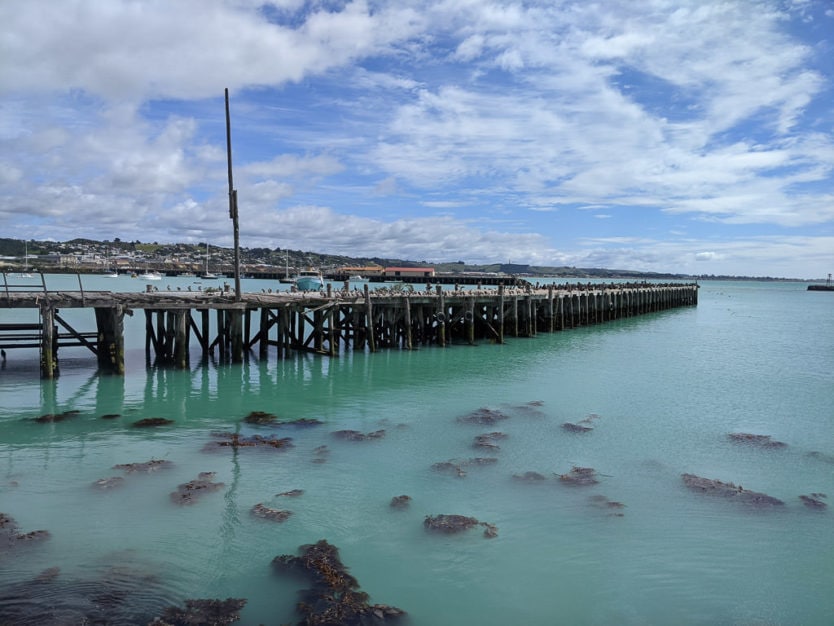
225,87,241,301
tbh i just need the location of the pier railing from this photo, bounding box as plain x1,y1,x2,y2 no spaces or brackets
1,271,48,300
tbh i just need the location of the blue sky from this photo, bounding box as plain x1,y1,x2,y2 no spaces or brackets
1,0,833,278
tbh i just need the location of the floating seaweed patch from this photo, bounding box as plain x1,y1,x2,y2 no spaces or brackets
332,429,385,441
562,422,593,433
503,401,547,418
150,598,247,626
204,432,294,451
588,494,626,516
390,495,411,509
558,466,599,486
131,417,174,428
681,473,784,507
92,477,125,490
431,461,466,478
473,431,507,450
563,413,601,432
276,417,324,428
99,413,121,420
457,407,510,425
311,445,330,463
113,459,174,473
431,457,498,478
251,503,292,522
465,457,499,466
31,409,81,423
170,472,225,505
728,433,787,448
807,451,834,465
273,539,406,624
424,514,498,538
1,512,50,551
799,493,827,510
242,410,278,424
276,489,304,498
512,471,548,482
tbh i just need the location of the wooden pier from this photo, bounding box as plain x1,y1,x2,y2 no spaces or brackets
0,281,698,378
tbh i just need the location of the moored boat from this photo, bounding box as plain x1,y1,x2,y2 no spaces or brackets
201,243,219,279
279,251,295,283
295,269,324,291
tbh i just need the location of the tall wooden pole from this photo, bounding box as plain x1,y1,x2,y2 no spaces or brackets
225,88,241,302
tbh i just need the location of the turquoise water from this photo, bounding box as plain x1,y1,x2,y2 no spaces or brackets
1,276,832,625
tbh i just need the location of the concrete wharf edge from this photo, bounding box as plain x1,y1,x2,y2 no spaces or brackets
0,282,698,378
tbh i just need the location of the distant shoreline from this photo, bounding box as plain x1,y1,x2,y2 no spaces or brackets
0,237,825,282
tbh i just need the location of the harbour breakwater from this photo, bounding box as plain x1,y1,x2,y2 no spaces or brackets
1,281,698,378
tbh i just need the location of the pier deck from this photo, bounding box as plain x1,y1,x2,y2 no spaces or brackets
0,282,698,378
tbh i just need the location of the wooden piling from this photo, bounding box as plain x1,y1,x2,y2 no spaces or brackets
174,310,190,369
466,297,475,345
403,296,413,350
364,284,376,353
40,305,57,379
95,306,125,375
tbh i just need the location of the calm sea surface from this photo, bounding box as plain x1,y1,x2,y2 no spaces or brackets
1,275,832,625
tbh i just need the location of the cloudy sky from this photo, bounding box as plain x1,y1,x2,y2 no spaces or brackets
2,0,833,278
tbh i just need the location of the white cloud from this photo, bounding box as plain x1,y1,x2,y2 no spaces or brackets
695,251,718,261
0,0,832,278
0,0,424,101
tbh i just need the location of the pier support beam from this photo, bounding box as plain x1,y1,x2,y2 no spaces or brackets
403,296,413,350
40,305,57,379
364,285,376,353
465,298,475,345
95,306,125,375
173,310,190,369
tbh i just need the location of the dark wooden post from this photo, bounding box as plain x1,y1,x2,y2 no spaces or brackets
465,297,475,345
174,310,190,369
353,305,364,350
217,310,227,360
364,284,376,353
144,309,153,361
244,309,252,351
225,88,242,302
498,285,505,343
259,308,270,359
278,307,289,359
200,309,210,356
157,311,167,359
313,308,323,353
95,306,125,375
547,285,554,332
328,305,337,356
40,304,57,379
438,290,446,346
403,296,413,350
229,309,243,362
